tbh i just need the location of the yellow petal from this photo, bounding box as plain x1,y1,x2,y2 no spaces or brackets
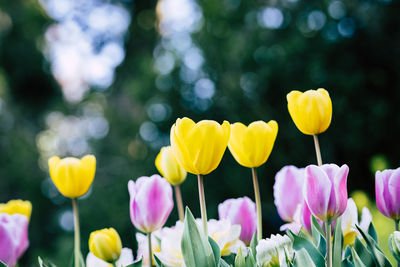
0,199,32,220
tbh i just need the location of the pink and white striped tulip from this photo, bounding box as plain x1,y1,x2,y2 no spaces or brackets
0,213,29,267
218,197,257,245
376,168,400,219
128,174,174,233
273,166,305,222
303,164,349,221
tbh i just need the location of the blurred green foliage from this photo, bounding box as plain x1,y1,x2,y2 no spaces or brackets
0,0,399,265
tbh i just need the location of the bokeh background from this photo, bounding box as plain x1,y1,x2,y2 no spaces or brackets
0,0,399,265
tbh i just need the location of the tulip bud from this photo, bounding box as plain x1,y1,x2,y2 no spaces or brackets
303,164,349,221
0,213,29,266
287,88,332,135
48,155,96,198
389,231,400,261
228,121,278,168
0,200,32,220
273,166,304,223
155,146,187,185
89,228,122,263
170,117,230,175
375,168,400,219
128,175,173,233
218,197,257,245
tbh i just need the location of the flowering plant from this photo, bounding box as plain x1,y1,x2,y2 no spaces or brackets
2,88,400,267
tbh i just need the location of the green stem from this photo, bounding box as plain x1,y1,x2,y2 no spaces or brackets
148,232,153,267
325,221,332,267
251,167,262,241
313,134,323,166
174,185,184,222
197,174,208,236
72,198,80,267
395,219,399,231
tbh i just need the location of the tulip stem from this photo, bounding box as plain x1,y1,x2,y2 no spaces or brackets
174,185,184,222
325,221,332,267
313,134,323,166
395,219,399,231
72,198,80,267
148,232,153,267
251,167,262,241
197,174,208,236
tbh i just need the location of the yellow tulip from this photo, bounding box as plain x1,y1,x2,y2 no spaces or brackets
155,146,187,185
48,155,96,198
0,199,32,220
287,88,332,135
170,117,230,175
228,121,278,168
89,228,122,263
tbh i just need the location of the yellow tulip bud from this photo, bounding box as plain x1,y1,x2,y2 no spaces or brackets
48,155,96,198
170,117,230,175
89,228,122,263
287,88,332,135
155,146,187,185
228,120,278,168
0,199,32,220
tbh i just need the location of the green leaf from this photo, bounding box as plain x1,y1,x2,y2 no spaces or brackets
219,258,231,267
354,237,374,267
288,230,325,267
356,225,391,267
245,249,257,267
367,223,378,243
350,247,367,267
249,232,257,262
234,246,246,267
124,258,143,267
0,261,7,267
154,255,165,267
332,218,343,267
209,237,221,266
293,248,317,267
388,233,400,263
181,207,216,267
311,216,326,257
311,216,325,240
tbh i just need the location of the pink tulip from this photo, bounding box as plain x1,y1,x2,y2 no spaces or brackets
128,174,174,233
273,166,305,222
0,213,29,267
303,164,349,221
218,197,257,244
375,168,400,219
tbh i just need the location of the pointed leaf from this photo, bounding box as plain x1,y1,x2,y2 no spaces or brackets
354,237,374,267
367,223,378,243
209,237,221,266
249,232,257,262
124,258,143,267
350,247,367,267
234,246,246,267
181,207,216,267
219,258,231,267
288,230,325,267
0,262,6,267
245,249,257,267
154,255,165,267
356,225,391,267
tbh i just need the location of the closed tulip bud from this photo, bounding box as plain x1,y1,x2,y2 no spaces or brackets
228,121,278,168
48,155,96,198
303,164,349,221
273,166,305,222
375,168,400,219
170,117,230,175
287,88,332,135
128,175,173,233
0,213,29,267
218,197,257,245
89,228,122,263
155,146,187,185
0,200,32,221
389,231,400,262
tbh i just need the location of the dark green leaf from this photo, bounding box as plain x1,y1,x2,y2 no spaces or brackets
209,237,221,266
354,237,374,267
0,261,7,267
367,223,378,243
154,255,165,267
219,258,231,267
350,247,367,267
181,207,216,267
356,225,391,267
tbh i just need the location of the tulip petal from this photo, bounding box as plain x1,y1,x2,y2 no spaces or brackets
388,168,400,218
376,170,394,218
304,165,331,221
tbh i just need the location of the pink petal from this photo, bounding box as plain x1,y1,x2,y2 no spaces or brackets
304,165,332,221
388,168,400,218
